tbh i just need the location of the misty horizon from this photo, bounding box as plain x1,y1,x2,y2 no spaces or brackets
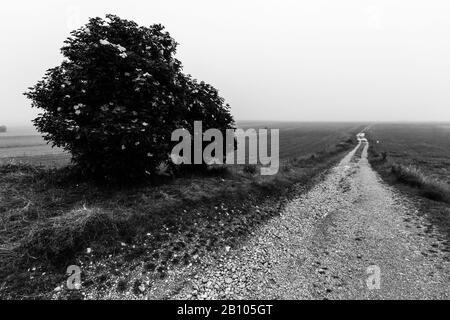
2,0,450,126
2,120,450,138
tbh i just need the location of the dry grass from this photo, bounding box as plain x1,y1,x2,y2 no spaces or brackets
391,164,450,203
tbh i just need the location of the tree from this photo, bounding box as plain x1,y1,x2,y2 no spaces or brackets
0,125,6,133
25,14,234,181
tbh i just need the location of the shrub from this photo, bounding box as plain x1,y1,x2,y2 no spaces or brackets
25,14,234,182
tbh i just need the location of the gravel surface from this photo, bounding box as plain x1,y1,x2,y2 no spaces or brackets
168,139,450,300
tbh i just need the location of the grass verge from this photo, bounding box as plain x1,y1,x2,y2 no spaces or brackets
390,164,450,203
368,141,450,259
369,146,450,204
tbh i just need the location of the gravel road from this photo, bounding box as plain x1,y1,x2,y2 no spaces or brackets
172,137,450,300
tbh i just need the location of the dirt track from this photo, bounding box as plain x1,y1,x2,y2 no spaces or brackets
171,138,450,299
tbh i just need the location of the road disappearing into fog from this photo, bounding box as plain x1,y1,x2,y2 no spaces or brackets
173,134,450,299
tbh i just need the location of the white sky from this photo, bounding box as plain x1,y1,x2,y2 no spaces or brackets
1,0,450,126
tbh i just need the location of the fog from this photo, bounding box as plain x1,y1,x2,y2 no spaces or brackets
1,0,450,126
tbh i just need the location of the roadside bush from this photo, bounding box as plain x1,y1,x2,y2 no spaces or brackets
25,15,234,182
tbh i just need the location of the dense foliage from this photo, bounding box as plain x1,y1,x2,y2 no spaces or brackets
25,15,234,181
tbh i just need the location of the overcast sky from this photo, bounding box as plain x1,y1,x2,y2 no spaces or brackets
1,0,450,126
